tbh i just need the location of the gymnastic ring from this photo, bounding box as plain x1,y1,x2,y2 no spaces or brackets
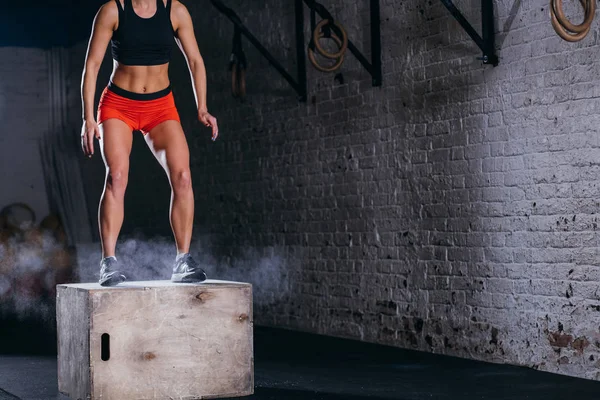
308,30,345,73
231,62,239,98
552,0,595,34
551,0,594,40
237,66,246,98
313,19,348,60
550,0,595,42
551,11,591,42
231,62,246,98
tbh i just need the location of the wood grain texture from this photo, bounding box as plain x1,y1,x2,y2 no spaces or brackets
57,280,253,400
57,286,91,400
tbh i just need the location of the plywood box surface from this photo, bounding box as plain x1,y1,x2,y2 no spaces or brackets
57,280,253,400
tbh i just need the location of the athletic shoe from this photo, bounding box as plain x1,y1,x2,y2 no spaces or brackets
171,253,207,283
99,257,126,287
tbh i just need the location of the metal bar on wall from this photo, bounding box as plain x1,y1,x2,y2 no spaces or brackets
370,0,382,86
210,0,383,99
295,0,308,101
439,0,498,66
481,0,498,66
210,0,306,99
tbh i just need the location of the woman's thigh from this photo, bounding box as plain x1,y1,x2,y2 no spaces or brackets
144,120,190,175
99,118,134,170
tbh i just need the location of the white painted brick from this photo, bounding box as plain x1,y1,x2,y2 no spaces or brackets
45,0,600,381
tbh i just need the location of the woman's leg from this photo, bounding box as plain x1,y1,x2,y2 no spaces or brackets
98,119,134,258
144,120,193,255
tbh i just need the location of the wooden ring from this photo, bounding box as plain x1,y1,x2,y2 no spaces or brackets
550,0,595,42
231,62,246,98
552,0,594,34
313,19,348,60
238,66,246,98
308,30,345,72
231,63,239,98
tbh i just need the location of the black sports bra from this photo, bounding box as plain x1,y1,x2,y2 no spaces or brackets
111,0,175,66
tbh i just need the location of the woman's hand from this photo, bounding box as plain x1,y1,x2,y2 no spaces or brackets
81,119,101,157
198,109,219,141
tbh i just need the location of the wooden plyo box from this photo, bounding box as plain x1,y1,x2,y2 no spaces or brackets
56,280,253,400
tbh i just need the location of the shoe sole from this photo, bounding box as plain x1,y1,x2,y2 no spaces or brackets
99,272,126,287
171,271,207,283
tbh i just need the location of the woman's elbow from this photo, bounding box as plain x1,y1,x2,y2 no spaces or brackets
189,56,205,71
84,59,102,75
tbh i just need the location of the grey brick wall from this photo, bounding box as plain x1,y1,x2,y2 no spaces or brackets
51,0,600,380
170,0,600,380
9,0,600,380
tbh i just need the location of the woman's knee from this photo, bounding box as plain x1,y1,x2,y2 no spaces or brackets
105,167,129,195
171,169,192,194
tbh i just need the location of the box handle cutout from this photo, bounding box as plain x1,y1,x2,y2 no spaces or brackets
101,333,110,361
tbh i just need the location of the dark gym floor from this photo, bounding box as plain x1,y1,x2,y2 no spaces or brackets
1,326,600,400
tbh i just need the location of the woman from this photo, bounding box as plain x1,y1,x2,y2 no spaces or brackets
80,0,218,286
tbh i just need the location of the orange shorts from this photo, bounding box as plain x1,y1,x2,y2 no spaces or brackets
97,82,180,134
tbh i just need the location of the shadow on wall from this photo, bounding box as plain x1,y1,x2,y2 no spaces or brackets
385,0,512,359
498,0,523,48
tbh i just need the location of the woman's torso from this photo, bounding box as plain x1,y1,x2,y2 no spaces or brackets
110,0,175,94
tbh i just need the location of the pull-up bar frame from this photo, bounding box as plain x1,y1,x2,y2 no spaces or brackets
439,0,498,66
209,0,382,101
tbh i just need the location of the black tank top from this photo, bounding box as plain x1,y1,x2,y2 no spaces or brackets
111,0,175,66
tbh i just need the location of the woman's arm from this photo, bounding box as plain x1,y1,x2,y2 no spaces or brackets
172,1,219,140
81,2,117,156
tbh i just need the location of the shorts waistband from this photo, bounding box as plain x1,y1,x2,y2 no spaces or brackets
107,81,172,101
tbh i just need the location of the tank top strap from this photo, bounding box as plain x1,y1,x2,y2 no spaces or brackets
114,0,124,13
165,0,174,34
123,0,132,13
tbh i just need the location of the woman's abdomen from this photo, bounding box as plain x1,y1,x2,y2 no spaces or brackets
110,62,171,94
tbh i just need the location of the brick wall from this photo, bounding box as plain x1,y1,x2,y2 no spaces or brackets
57,0,600,379
169,0,600,380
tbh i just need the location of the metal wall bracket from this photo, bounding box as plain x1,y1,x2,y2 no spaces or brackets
439,0,498,66
210,0,308,101
209,0,382,101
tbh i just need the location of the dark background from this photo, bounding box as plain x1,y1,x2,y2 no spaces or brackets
1,0,599,381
